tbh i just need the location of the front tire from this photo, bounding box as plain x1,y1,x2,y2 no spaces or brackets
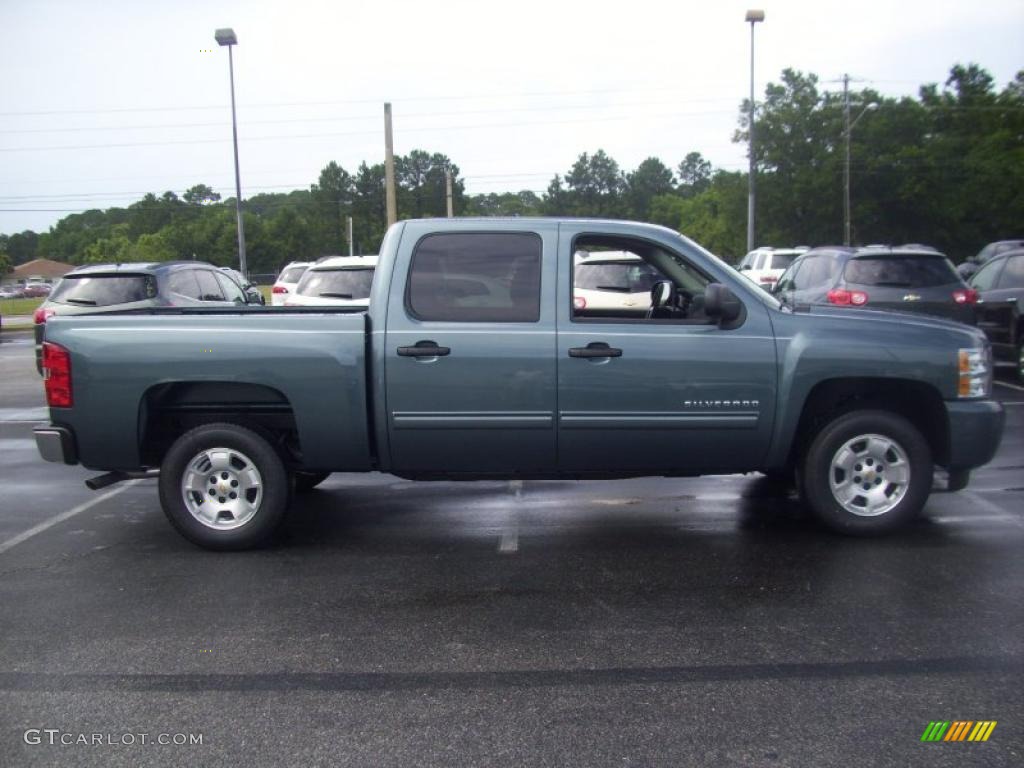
801,410,932,535
158,423,290,550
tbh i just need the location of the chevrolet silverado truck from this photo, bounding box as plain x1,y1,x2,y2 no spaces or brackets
34,219,1005,549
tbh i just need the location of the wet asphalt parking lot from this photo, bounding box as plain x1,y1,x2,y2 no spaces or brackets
0,328,1021,767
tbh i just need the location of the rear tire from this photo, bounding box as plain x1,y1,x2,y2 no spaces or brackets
158,422,290,550
801,410,932,535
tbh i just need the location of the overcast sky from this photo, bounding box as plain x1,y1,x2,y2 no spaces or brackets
1,0,1021,236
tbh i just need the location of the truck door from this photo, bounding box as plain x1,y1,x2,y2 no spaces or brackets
556,225,777,474
383,223,558,474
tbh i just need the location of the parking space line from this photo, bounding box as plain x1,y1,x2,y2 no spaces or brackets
962,490,1022,523
0,480,140,555
996,380,1024,393
498,524,519,554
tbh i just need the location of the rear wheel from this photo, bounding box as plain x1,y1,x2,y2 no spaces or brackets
801,410,932,535
1017,341,1024,382
158,423,290,550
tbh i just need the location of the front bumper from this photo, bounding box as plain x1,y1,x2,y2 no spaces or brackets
944,399,1005,471
34,426,78,465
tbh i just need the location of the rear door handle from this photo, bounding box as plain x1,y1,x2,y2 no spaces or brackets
568,342,622,359
397,340,450,357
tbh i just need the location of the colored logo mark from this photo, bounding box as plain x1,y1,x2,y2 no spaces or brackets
921,721,997,742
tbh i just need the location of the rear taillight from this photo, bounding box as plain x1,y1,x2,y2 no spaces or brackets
272,285,288,294
826,289,869,306
759,275,778,284
952,289,978,305
42,342,73,408
574,296,587,310
34,307,56,324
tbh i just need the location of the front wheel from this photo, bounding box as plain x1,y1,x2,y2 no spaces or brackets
158,423,291,550
801,410,932,535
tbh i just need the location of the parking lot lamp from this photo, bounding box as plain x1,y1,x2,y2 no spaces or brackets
745,10,765,253
215,27,247,277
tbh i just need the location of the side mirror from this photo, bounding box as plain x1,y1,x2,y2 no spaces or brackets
704,283,743,325
246,288,265,305
650,280,676,310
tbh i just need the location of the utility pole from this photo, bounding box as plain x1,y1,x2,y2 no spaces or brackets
744,10,764,253
384,103,397,227
347,215,354,256
843,73,851,246
445,167,454,217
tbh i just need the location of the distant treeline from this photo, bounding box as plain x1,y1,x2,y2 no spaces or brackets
1,63,1020,275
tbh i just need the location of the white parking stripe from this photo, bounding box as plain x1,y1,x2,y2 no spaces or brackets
0,480,140,555
996,380,1024,393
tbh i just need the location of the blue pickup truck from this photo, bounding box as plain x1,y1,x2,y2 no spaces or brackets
34,219,1005,549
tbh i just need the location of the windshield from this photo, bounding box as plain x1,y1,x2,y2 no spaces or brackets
296,267,375,299
844,256,960,287
48,274,157,306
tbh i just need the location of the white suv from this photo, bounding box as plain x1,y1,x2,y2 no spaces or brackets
271,261,312,306
285,256,378,307
738,247,808,290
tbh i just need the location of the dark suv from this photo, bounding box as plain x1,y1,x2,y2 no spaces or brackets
35,261,260,372
969,248,1024,379
774,245,976,324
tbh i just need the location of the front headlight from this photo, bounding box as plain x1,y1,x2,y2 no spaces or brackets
958,347,992,398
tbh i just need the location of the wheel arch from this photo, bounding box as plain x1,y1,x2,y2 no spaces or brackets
139,381,302,469
785,377,949,471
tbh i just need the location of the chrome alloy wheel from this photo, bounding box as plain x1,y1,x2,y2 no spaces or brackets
828,433,910,517
180,447,263,530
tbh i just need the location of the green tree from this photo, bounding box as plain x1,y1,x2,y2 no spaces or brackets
310,161,353,255
677,152,713,197
626,157,675,221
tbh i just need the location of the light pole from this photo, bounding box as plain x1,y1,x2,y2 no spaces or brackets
842,74,877,246
215,27,247,277
745,10,764,253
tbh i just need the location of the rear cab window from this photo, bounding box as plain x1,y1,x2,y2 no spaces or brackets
844,255,961,288
48,274,157,306
406,233,541,322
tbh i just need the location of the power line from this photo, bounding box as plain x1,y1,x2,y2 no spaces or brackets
0,108,739,153
0,85,735,118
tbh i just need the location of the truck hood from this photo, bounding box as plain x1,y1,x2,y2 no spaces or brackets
795,304,987,344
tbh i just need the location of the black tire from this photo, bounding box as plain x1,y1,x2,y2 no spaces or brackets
1017,341,1024,383
800,410,932,535
158,422,291,550
294,471,330,493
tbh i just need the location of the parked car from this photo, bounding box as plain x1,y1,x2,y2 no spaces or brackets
573,250,662,317
737,246,809,290
285,256,378,307
957,239,1024,280
774,245,977,324
34,261,263,372
218,267,265,305
22,282,53,298
33,219,1003,549
270,261,312,306
0,285,25,299
969,248,1024,379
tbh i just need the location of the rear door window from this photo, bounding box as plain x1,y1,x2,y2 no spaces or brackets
48,274,157,306
279,266,308,283
769,252,798,271
407,233,541,322
167,270,202,300
195,270,225,301
844,256,960,287
998,255,1024,289
793,255,839,290
297,267,376,300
